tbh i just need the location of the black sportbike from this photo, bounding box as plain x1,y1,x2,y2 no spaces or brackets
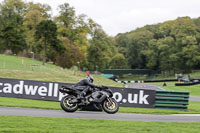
59,85,119,114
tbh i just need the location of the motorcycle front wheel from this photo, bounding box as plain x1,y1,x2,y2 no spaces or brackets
102,97,119,114
60,95,78,112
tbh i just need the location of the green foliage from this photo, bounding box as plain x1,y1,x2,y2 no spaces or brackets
127,29,154,69
35,20,64,65
2,0,200,72
54,3,93,68
0,0,27,54
114,34,129,56
23,2,51,52
0,1,121,71
87,29,117,71
1,25,27,54
55,3,89,54
109,53,128,69
56,37,85,68
116,16,200,74
57,3,76,28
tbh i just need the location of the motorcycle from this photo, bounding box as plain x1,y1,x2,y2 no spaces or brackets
59,85,119,114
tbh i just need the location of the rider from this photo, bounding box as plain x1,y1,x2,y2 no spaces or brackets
74,74,101,100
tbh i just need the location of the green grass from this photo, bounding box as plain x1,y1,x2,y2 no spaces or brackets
0,115,200,133
0,97,200,114
161,85,200,97
190,71,200,78
0,54,60,71
0,54,123,87
118,70,200,81
0,69,123,87
0,97,60,110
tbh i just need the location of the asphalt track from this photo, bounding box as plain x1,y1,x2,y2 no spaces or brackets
0,106,200,122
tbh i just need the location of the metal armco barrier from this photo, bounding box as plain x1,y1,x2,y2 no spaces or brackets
155,90,190,111
175,81,200,86
103,69,152,75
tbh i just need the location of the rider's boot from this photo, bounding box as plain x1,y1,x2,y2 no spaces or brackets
79,92,91,105
79,91,86,99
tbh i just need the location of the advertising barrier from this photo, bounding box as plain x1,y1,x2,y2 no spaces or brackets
0,78,155,108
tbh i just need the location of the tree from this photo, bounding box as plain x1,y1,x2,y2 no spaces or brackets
109,53,128,69
23,2,51,52
116,16,200,73
170,17,199,71
182,36,200,69
114,34,128,56
145,24,163,39
127,29,154,69
170,17,197,45
143,39,159,70
87,29,117,71
56,3,75,28
55,3,89,57
0,0,27,54
35,20,63,65
159,20,175,38
56,37,85,68
1,26,27,54
156,37,177,74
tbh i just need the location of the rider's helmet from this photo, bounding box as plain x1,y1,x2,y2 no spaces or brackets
86,75,94,83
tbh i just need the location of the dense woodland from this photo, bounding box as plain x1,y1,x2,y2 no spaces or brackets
0,0,200,74
116,16,200,74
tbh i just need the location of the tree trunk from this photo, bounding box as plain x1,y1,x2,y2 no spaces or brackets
43,38,47,65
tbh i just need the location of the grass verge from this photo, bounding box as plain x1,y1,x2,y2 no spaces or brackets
0,54,123,87
0,69,123,87
161,85,200,97
0,115,200,133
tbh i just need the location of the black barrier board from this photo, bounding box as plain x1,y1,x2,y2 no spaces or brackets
110,87,155,108
0,78,155,108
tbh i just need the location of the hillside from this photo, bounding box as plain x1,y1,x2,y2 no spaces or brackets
115,17,200,73
0,54,122,87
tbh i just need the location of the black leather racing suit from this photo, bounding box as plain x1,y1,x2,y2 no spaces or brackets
74,78,99,98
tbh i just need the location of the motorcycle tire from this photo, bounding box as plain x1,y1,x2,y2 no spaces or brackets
60,95,78,112
102,98,119,114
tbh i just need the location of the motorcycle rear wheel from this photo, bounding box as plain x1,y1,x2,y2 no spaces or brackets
60,95,78,112
102,98,119,114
